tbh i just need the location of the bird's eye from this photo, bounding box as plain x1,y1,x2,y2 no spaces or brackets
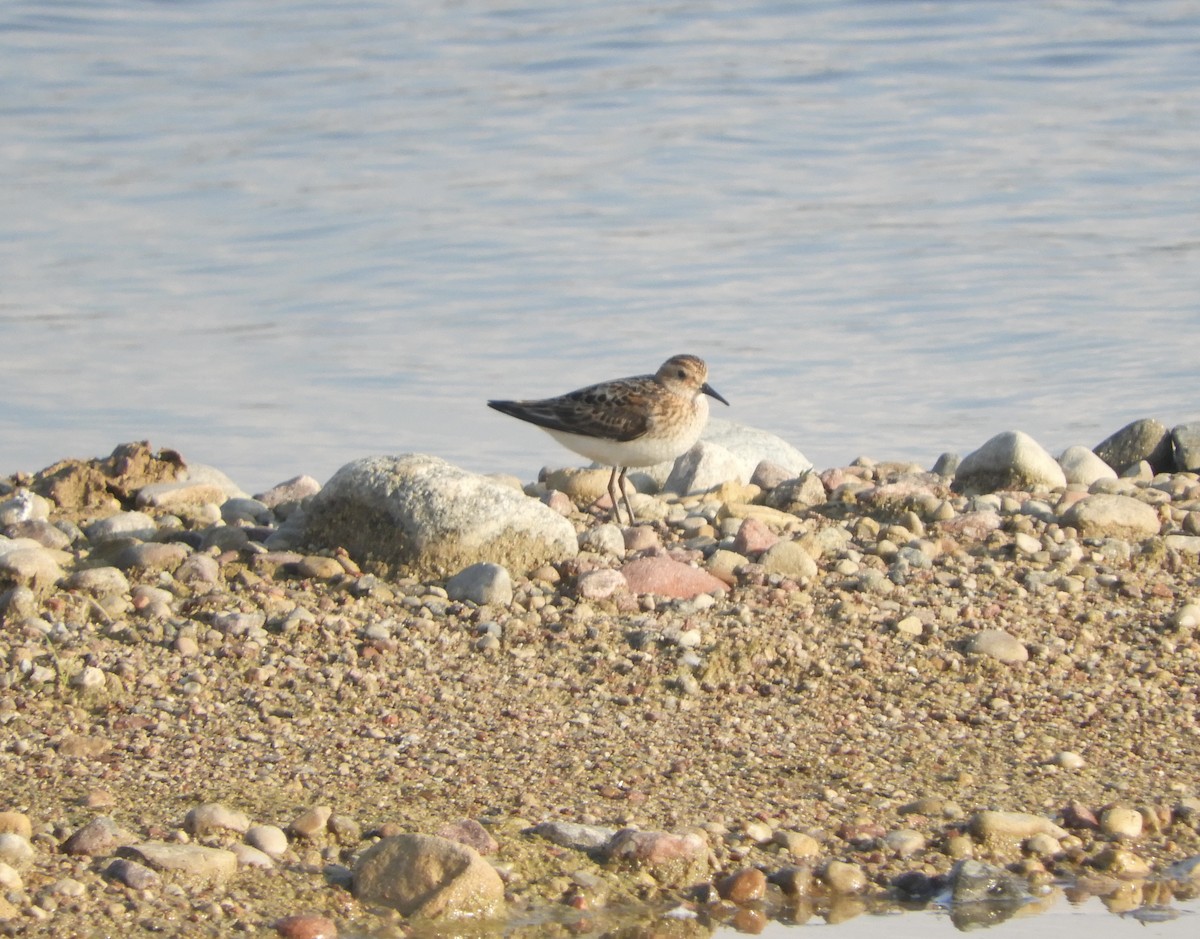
676,369,686,379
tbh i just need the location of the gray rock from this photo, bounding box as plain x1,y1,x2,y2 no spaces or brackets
764,473,827,511
304,454,578,578
949,858,1031,904
1094,418,1174,474
104,858,161,890
663,440,744,496
1172,423,1200,472
932,452,960,477
220,497,273,525
64,566,130,598
1058,445,1117,486
62,817,136,856
255,474,322,510
966,629,1028,664
953,431,1066,494
353,833,505,919
118,842,237,883
446,562,513,606
112,541,191,573
530,821,617,852
4,520,71,550
175,553,221,585
1061,494,1161,540
578,523,625,558
84,511,158,543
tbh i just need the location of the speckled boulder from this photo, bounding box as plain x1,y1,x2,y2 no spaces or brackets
952,431,1066,494
304,455,578,578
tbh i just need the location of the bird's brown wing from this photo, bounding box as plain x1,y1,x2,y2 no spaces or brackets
488,377,653,442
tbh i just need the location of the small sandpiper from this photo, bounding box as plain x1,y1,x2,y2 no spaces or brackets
488,354,728,525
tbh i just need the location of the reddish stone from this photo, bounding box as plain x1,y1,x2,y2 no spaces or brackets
435,818,499,856
732,518,779,556
717,867,767,904
620,556,727,599
605,829,708,866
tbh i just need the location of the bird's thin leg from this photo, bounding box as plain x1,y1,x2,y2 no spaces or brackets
606,466,625,526
618,467,635,526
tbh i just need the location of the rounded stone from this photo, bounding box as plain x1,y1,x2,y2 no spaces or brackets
820,860,866,895
1100,806,1143,839
186,803,251,837
247,825,290,858
446,562,513,606
0,833,34,868
966,629,1028,664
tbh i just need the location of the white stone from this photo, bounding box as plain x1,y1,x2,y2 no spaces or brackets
1058,445,1118,486
663,440,744,495
954,431,1067,494
305,455,578,578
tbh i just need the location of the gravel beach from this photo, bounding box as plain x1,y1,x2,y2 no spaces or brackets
3,425,1200,938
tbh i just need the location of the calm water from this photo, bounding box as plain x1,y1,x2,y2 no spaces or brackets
3,0,1200,493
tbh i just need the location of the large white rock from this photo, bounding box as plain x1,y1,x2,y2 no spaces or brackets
1061,494,1161,540
663,441,744,495
953,431,1067,494
304,454,578,577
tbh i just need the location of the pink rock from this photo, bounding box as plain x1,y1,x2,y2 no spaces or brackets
274,914,338,939
605,829,708,866
620,556,728,599
732,518,780,556
436,818,499,856
576,568,628,600
939,510,1002,541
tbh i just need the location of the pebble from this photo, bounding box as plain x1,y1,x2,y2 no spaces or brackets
531,822,617,852
970,811,1068,842
290,806,332,839
0,813,32,839
436,819,499,855
84,511,157,543
575,568,628,600
256,475,322,510
759,540,818,580
717,867,767,904
104,858,161,890
884,829,925,858
1050,750,1086,770
64,566,131,598
819,860,867,895
0,862,22,891
0,833,34,868
113,541,191,573
247,825,290,859
773,830,821,859
966,629,1028,664
231,843,275,869
186,803,251,837
446,562,513,606
1100,806,1143,839
732,517,780,555
296,555,347,579
578,524,626,558
0,546,65,591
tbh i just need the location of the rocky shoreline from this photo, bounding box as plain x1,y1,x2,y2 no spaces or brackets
2,417,1200,938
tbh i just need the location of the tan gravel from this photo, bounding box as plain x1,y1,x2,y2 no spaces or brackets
2,447,1200,936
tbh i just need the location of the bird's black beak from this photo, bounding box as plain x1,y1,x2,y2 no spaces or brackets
702,383,729,406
